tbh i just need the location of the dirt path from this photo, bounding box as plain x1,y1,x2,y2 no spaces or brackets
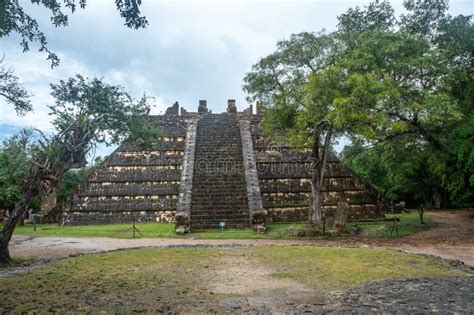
8,236,318,260
372,210,474,266
9,210,474,266
384,210,474,246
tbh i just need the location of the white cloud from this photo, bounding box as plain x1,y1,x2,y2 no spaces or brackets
1,0,472,141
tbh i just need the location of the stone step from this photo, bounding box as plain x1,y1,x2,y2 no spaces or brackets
190,214,249,219
193,204,245,213
191,214,249,219
192,180,246,184
190,196,247,201
190,113,250,230
191,197,246,201
194,195,245,200
192,176,246,180
190,213,248,217
193,185,246,188
191,207,248,212
192,186,247,191
191,208,247,212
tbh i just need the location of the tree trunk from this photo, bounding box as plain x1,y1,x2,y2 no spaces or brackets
307,127,333,226
0,236,11,264
309,178,323,225
0,187,39,264
308,131,321,225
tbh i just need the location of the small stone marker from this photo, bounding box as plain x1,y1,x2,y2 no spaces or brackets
334,202,348,233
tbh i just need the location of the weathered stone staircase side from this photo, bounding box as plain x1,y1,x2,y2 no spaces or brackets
239,120,266,231
190,114,250,231
175,122,198,233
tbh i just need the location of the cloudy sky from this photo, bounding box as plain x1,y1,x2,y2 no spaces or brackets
0,0,471,156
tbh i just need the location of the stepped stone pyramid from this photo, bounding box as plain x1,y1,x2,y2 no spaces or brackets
60,100,386,231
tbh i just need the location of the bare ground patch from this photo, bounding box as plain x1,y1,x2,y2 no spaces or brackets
202,249,328,311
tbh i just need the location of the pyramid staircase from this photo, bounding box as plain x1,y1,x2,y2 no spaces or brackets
189,114,250,230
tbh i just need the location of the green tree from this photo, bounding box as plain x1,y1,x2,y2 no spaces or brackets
336,30,461,148
335,0,468,146
0,129,35,211
1,0,148,67
341,141,399,201
244,0,473,224
341,139,448,207
436,15,474,205
0,57,32,115
0,75,160,264
244,31,348,225
339,0,473,207
243,1,402,225
401,0,449,38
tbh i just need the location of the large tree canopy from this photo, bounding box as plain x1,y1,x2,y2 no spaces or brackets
335,29,461,149
0,0,148,67
244,0,473,223
339,0,473,207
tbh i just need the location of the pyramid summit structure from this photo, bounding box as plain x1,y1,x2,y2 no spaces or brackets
59,100,387,232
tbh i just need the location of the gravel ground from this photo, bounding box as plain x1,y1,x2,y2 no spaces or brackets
197,276,474,314
329,276,474,314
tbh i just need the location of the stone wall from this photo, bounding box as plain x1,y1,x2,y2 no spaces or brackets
60,113,197,225
62,210,175,225
247,115,385,222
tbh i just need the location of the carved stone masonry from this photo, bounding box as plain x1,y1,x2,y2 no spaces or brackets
175,121,197,233
240,120,266,231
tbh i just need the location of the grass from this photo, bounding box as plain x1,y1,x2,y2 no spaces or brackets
357,211,433,238
0,246,463,312
252,246,459,291
12,221,309,239
13,211,430,239
0,248,220,313
14,222,178,238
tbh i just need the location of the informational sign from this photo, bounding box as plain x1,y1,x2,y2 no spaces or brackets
219,221,225,234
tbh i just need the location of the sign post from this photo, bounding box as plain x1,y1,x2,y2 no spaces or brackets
219,221,225,235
